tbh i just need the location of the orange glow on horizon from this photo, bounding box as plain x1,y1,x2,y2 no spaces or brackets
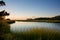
6,15,54,20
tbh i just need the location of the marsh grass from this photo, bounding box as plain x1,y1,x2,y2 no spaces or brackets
16,20,60,23
0,21,11,40
0,21,60,40
13,28,60,40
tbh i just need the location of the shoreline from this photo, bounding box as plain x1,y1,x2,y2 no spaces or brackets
15,20,60,23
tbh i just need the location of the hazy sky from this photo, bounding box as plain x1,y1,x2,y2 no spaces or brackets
0,0,60,20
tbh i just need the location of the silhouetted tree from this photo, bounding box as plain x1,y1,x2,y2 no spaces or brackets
0,10,9,16
34,17,50,20
51,15,60,20
33,15,60,20
0,0,6,6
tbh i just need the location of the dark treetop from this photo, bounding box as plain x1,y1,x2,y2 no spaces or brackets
0,10,9,16
0,0,6,6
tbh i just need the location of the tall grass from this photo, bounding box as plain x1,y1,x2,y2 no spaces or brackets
13,29,60,40
0,21,60,40
0,21,12,40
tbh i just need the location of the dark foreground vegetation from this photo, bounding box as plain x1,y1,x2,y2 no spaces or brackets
0,21,60,40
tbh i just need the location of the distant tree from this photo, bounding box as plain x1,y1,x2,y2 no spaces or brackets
33,15,60,20
34,17,50,20
51,15,60,20
27,18,33,20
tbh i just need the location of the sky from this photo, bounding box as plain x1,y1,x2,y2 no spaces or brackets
0,0,60,20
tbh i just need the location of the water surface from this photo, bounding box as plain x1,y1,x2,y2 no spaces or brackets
10,21,60,32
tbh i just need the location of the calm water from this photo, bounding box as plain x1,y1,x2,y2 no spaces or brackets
10,21,60,32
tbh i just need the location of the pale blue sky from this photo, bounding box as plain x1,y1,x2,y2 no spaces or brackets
0,0,60,20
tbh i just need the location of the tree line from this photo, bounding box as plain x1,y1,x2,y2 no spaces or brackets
27,15,60,20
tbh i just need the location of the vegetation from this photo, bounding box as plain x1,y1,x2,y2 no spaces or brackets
0,21,60,40
0,0,60,40
16,15,60,23
0,21,11,40
0,0,6,6
12,28,60,40
33,15,60,20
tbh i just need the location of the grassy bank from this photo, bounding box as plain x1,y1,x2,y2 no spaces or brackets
16,20,60,23
32,20,60,23
12,28,60,40
0,20,15,24
0,21,11,40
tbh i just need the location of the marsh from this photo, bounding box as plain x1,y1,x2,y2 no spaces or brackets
0,21,60,40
